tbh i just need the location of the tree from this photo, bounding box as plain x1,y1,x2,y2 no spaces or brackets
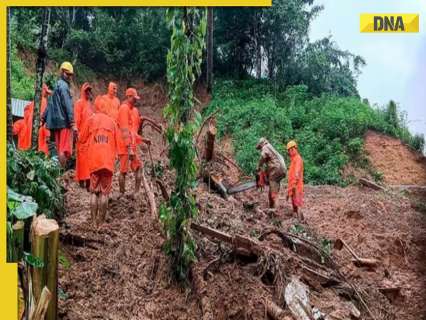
160,8,206,282
206,8,214,93
7,8,13,143
32,8,51,148
385,100,400,129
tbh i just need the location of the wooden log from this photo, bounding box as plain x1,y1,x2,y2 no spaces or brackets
265,299,286,320
204,122,216,161
12,220,25,262
141,168,157,219
203,173,228,199
31,286,51,320
359,178,385,191
191,223,233,244
31,215,59,320
335,239,378,269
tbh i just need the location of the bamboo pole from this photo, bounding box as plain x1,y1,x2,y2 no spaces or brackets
12,220,25,262
31,286,52,320
31,215,59,320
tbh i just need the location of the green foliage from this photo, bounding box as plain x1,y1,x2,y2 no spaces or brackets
7,187,38,220
207,80,422,185
7,144,64,218
10,44,35,100
160,8,206,282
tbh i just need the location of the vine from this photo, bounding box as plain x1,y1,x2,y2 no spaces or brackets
160,8,207,282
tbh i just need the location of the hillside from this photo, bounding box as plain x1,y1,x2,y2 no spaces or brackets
364,130,426,186
56,82,426,320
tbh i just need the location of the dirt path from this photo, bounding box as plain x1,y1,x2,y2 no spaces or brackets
58,90,426,320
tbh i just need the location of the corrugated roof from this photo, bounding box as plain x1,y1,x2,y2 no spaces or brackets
11,98,31,117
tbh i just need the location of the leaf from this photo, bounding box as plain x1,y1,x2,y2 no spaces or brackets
23,252,44,268
13,201,37,220
26,170,35,180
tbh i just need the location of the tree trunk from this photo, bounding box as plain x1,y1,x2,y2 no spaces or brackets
7,7,13,144
31,215,59,320
204,121,216,161
206,8,214,93
255,13,262,79
32,8,51,149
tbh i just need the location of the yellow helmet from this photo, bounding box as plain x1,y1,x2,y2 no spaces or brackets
60,61,74,74
286,140,297,150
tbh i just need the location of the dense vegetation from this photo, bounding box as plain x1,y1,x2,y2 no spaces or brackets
10,3,362,97
205,80,424,185
7,144,64,217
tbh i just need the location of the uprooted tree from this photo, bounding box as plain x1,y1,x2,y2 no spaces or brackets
160,8,207,282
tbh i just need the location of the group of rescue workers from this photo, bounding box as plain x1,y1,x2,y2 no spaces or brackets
13,61,305,226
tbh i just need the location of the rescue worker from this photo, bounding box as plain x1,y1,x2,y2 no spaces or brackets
130,106,162,136
12,119,26,149
95,82,120,121
117,88,151,195
42,62,76,168
14,84,52,152
256,137,286,209
286,140,304,220
79,98,118,227
74,83,94,189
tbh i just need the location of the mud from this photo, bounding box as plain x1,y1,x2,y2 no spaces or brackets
364,130,426,185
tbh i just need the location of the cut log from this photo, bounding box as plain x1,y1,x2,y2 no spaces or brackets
12,220,25,262
31,286,51,320
351,258,379,268
31,215,59,320
203,173,228,199
359,178,385,191
204,122,216,161
335,239,378,269
141,168,157,219
265,299,286,320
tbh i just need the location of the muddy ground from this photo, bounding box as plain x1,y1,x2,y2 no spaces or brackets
58,90,426,320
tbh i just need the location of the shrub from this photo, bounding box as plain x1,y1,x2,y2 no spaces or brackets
7,144,64,218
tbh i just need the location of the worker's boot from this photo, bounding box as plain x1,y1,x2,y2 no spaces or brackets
269,191,277,209
119,173,126,195
90,193,98,227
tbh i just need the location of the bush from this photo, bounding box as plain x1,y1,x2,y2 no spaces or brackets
7,144,64,218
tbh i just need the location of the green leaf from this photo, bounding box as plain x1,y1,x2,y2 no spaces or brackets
23,252,44,268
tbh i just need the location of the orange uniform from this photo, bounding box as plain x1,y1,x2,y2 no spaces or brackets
95,83,120,121
14,84,52,152
79,110,118,194
287,150,304,208
12,119,26,149
74,83,94,182
117,102,141,173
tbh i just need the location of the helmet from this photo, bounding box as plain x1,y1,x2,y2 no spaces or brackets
60,61,74,74
286,140,297,150
125,88,141,100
